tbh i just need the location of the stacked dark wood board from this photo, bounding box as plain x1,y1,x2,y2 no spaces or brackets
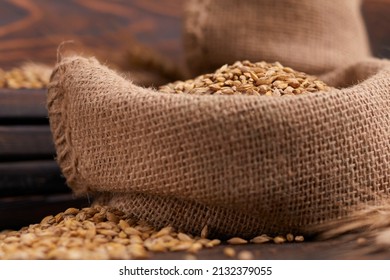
0,89,89,230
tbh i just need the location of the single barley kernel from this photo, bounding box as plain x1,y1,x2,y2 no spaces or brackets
250,234,272,244
227,237,248,245
127,244,148,259
223,247,236,258
118,231,127,239
145,242,167,252
153,226,173,238
54,213,64,223
286,233,294,242
40,215,54,225
64,208,79,215
75,212,87,221
129,235,143,244
237,250,254,260
356,237,367,245
106,212,119,223
273,236,286,244
187,243,203,254
96,222,114,229
201,225,208,239
196,238,211,246
85,228,96,239
124,227,142,236
184,254,197,260
295,235,305,242
170,242,193,251
177,232,193,242
97,229,118,237
206,239,221,248
118,220,130,231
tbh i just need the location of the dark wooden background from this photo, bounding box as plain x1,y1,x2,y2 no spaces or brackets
0,0,389,260
0,0,184,69
0,0,389,70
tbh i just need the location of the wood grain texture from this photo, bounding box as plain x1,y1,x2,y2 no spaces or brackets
0,193,89,230
0,89,47,119
0,125,55,158
0,160,68,196
0,0,184,69
0,0,388,70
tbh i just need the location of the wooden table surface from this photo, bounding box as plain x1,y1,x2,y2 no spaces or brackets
0,0,390,260
0,0,184,69
0,0,389,69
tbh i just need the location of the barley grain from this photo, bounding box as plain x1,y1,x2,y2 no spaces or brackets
187,243,203,254
250,234,272,244
170,242,193,251
201,225,208,239
184,254,197,260
286,233,295,242
206,239,221,248
159,60,330,96
0,63,52,89
223,247,236,258
295,235,305,242
273,236,286,244
0,206,303,260
177,232,193,242
356,237,367,245
237,250,254,260
227,237,248,245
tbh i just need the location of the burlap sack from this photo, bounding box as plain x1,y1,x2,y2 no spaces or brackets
184,0,371,76
48,56,390,239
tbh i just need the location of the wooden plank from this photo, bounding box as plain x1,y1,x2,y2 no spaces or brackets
0,160,68,196
0,0,183,69
0,89,47,119
0,194,90,230
0,125,55,158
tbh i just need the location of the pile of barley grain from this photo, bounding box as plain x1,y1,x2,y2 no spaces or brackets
0,206,304,260
0,63,52,89
159,60,330,96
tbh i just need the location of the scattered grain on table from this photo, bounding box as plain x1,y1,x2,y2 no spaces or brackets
0,63,52,89
0,206,305,259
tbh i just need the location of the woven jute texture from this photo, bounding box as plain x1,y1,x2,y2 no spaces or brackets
48,56,390,239
184,0,371,76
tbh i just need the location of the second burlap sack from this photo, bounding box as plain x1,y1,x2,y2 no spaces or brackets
48,56,390,239
184,0,371,76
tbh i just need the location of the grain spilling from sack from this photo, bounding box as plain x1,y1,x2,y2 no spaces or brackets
0,206,303,260
159,60,330,96
47,55,390,242
0,63,52,89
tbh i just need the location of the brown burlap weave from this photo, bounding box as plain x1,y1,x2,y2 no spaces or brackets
184,0,371,76
48,56,390,239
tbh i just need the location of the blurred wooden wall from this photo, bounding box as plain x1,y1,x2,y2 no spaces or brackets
0,0,389,69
